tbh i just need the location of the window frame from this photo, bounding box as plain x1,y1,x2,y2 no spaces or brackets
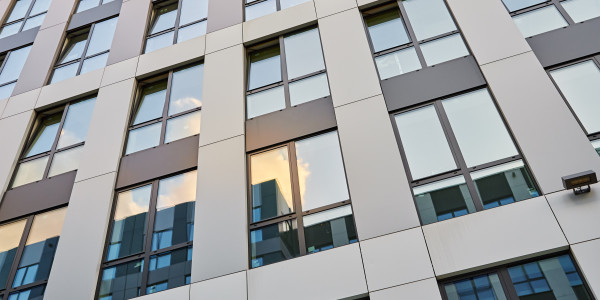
246,129,356,267
503,0,577,26
245,27,331,119
438,252,595,300
10,98,93,189
0,45,31,96
75,0,114,13
124,62,203,156
96,168,196,300
0,207,67,299
244,0,308,21
0,0,49,37
389,88,539,224
361,0,470,80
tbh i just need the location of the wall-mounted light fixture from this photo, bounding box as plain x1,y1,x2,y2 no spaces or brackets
562,170,598,195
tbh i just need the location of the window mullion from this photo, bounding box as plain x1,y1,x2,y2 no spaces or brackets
75,24,96,76
4,216,34,294
276,0,281,11
41,103,70,179
0,50,11,75
172,0,184,45
287,142,307,256
552,0,576,25
17,0,38,33
278,36,292,109
158,71,173,145
395,1,427,68
497,267,520,300
140,180,160,295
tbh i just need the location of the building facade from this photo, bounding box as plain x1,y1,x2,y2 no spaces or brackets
0,0,599,299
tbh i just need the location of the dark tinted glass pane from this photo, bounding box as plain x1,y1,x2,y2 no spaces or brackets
98,260,143,300
445,273,507,300
248,46,281,90
250,147,294,222
25,113,62,157
250,220,299,268
0,219,27,289
133,81,168,125
7,284,45,300
304,205,356,254
107,185,151,261
413,176,476,224
146,246,192,294
365,10,410,52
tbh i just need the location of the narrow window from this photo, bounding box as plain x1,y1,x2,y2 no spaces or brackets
0,0,51,38
0,45,32,99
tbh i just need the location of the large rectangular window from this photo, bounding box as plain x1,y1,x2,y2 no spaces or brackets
501,0,600,38
248,131,357,268
143,0,208,54
0,0,51,38
125,63,202,155
548,57,600,155
48,17,118,84
440,254,593,300
0,45,32,99
244,0,309,21
11,96,96,188
0,207,67,300
97,170,197,299
362,0,470,80
246,27,330,119
392,88,539,225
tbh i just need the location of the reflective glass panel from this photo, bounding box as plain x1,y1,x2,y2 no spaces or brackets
592,140,600,156
245,0,276,21
295,132,348,211
144,31,174,53
562,0,600,22
250,220,299,268
375,47,421,79
403,0,457,40
0,83,15,100
289,73,330,106
86,17,117,56
22,14,45,31
502,0,546,12
445,273,507,300
443,89,518,167
80,52,108,75
49,63,78,84
107,185,151,261
25,113,62,157
146,247,192,294
76,0,98,12
246,85,285,119
248,46,281,90
168,64,203,116
152,171,197,251
365,10,410,52
164,111,201,143
58,34,88,64
284,28,325,79
149,3,177,34
421,34,469,66
125,123,161,154
395,105,457,180
250,147,294,222
0,22,22,39
509,255,592,300
176,21,206,43
304,205,356,254
513,6,568,38
47,146,84,177
133,82,168,125
472,160,539,209
56,98,96,149
550,60,600,134
29,0,51,15
12,156,49,188
0,219,27,289
413,176,475,224
280,0,309,9
7,285,45,300
0,46,32,85
179,0,207,25
13,208,66,288
98,260,143,300
6,0,32,22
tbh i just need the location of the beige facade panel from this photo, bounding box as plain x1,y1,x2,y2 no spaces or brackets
106,0,151,65
369,278,443,300
546,189,600,245
242,1,317,44
36,68,103,109
0,111,34,195
136,35,206,78
572,238,600,298
2,88,40,118
101,56,139,87
190,271,247,300
314,0,357,19
205,23,243,54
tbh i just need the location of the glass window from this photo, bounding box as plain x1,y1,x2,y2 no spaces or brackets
49,17,118,84
0,46,32,99
244,0,309,21
249,131,355,268
126,63,203,155
0,208,67,298
99,170,197,299
444,273,507,300
0,0,50,38
75,0,114,13
513,5,568,38
562,0,600,22
363,2,469,80
393,88,537,224
144,0,208,54
11,97,96,188
246,27,330,119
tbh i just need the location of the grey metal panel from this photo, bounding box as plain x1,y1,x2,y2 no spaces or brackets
528,17,600,68
245,97,337,152
382,56,486,112
67,0,123,31
0,171,76,222
206,0,243,34
0,27,38,54
116,135,199,188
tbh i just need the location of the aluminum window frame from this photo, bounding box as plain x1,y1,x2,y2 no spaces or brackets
245,26,331,119
75,0,114,13
0,44,31,95
361,0,471,80
243,0,308,21
95,168,196,300
503,0,577,25
246,129,357,268
389,87,539,225
0,0,49,36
